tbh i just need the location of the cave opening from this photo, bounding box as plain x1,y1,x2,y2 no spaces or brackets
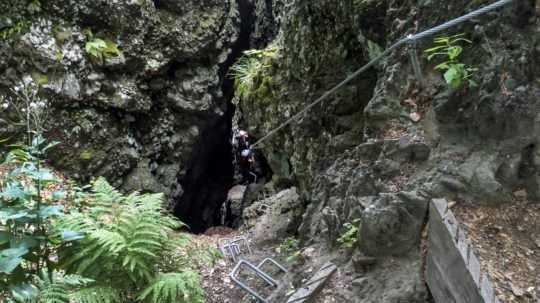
172,0,261,234
172,115,234,234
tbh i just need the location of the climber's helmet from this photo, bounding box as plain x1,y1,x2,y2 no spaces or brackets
241,149,251,158
238,130,248,138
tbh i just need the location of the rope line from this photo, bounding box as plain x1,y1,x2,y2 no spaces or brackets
250,0,514,148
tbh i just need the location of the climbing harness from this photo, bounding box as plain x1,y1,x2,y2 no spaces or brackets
250,0,515,149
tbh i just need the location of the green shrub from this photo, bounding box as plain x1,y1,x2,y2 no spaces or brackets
54,177,204,303
0,135,66,291
1,79,207,303
278,237,301,262
424,33,477,89
0,20,32,40
229,46,278,100
0,0,42,40
83,30,122,62
337,219,361,249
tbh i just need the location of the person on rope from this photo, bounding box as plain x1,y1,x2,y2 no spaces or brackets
239,148,257,184
234,130,250,151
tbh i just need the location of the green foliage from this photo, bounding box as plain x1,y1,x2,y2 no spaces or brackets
1,78,206,301
137,272,204,303
0,137,206,301
0,20,32,40
424,33,477,89
54,177,202,302
70,286,121,303
230,46,278,100
0,0,42,40
337,219,361,249
9,270,93,303
83,30,122,62
0,135,65,291
278,237,300,262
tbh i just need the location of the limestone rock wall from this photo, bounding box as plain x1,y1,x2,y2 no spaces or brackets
0,0,243,231
237,0,539,301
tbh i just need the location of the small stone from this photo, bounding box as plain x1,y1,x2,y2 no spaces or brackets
409,112,421,122
511,283,525,297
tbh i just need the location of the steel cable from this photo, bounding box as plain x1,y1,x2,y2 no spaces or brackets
251,0,515,148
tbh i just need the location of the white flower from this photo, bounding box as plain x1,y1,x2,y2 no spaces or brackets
1,103,8,109
30,102,38,108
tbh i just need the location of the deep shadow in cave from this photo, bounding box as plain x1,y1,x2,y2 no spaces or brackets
173,0,258,234
173,116,234,234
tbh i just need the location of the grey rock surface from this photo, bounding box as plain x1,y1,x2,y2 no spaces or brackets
236,0,540,301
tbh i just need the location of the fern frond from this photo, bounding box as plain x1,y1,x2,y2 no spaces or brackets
56,178,202,301
92,230,126,254
70,286,121,303
137,272,204,303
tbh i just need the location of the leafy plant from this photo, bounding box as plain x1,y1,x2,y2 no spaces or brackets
278,237,300,262
0,78,207,302
9,269,93,303
337,219,361,249
424,33,477,89
229,46,278,100
54,177,203,303
0,135,67,292
137,272,204,303
0,0,42,41
83,30,122,62
0,20,32,40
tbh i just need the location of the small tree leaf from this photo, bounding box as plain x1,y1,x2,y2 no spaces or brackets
10,283,39,301
61,230,85,242
0,231,11,245
38,205,64,219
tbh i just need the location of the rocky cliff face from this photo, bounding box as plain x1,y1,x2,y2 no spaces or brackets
0,0,250,232
238,0,539,301
1,0,539,301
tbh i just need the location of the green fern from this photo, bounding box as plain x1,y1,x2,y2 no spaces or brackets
54,178,202,301
70,286,121,303
229,45,278,101
10,270,93,303
137,272,204,303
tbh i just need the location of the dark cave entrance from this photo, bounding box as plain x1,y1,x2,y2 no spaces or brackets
172,114,235,234
172,0,263,234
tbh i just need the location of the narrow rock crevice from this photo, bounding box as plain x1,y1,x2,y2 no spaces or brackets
172,0,257,233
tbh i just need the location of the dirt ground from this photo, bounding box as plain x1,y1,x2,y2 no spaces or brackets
454,193,540,303
196,228,288,303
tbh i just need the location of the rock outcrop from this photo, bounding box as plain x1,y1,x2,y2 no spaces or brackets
236,0,540,301
0,0,246,232
2,0,539,301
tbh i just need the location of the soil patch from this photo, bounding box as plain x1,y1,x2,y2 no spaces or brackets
454,196,540,303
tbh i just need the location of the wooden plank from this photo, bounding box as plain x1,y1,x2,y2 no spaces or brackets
287,262,337,303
